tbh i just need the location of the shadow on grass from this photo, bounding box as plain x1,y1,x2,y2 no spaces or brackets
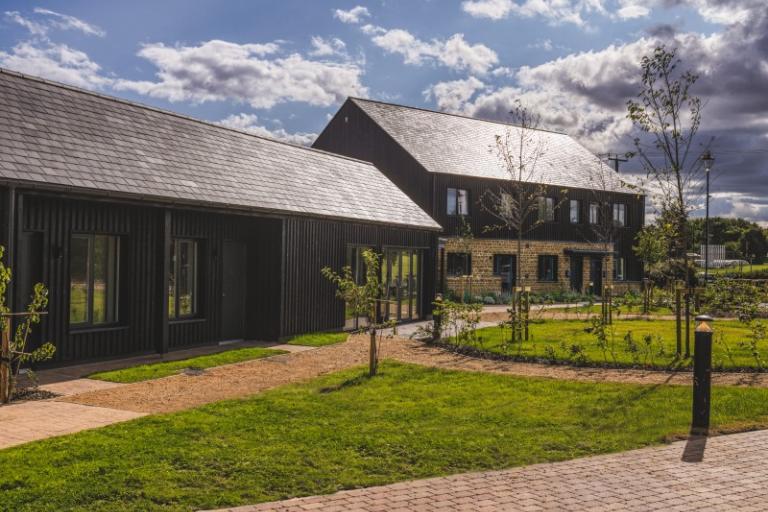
319,373,373,394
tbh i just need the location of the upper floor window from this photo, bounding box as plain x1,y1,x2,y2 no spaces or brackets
70,234,120,326
447,188,469,216
538,196,555,222
569,199,580,224
613,203,626,227
169,239,199,319
538,255,558,282
614,257,626,281
447,252,471,277
589,203,599,225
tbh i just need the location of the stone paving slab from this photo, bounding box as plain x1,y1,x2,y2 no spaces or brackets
0,400,145,449
212,429,768,512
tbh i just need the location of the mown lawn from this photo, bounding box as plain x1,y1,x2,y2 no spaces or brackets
5,362,768,511
88,347,286,383
543,304,673,317
459,319,762,370
285,331,348,347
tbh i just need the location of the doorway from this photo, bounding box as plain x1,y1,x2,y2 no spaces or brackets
382,249,422,322
221,240,247,340
569,255,583,293
590,257,603,295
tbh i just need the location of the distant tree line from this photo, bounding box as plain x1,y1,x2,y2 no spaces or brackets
687,217,768,264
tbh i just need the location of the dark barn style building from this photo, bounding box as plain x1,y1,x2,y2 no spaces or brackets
314,98,646,297
0,70,440,365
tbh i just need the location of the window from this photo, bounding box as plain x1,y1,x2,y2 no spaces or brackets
614,257,626,281
538,255,558,282
447,252,471,277
613,203,626,227
169,239,199,319
493,254,515,276
69,234,120,326
538,196,555,222
589,203,599,225
569,199,580,224
447,188,469,216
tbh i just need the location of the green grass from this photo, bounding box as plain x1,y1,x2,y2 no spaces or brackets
545,304,672,316
458,319,762,370
5,361,768,511
708,263,768,277
88,347,286,383
285,331,348,347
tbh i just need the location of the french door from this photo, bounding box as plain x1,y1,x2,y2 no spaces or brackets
381,249,422,322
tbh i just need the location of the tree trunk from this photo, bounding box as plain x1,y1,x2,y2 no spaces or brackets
369,326,377,377
0,322,11,404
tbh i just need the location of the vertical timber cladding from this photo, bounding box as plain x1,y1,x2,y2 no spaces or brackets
168,210,283,348
21,194,160,363
280,216,437,338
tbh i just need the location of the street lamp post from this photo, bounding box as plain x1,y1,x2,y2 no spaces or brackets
701,151,715,285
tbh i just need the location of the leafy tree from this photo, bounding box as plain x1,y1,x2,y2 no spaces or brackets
322,249,389,376
0,245,55,403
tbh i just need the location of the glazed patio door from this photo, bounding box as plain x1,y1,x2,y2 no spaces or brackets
382,249,422,322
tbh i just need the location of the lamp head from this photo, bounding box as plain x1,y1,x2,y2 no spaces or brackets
701,150,714,172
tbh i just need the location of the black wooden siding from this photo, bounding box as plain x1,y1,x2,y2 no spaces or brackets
281,216,436,337
0,186,435,364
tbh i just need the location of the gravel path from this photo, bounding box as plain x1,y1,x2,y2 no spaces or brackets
62,335,768,414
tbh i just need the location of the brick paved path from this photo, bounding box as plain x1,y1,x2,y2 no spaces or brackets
214,429,768,512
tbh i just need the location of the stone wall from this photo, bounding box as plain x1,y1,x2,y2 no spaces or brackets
444,237,640,298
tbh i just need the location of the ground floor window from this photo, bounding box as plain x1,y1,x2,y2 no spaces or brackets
447,252,471,277
69,234,120,326
169,239,199,319
614,257,626,281
538,255,558,282
493,254,517,293
345,246,372,329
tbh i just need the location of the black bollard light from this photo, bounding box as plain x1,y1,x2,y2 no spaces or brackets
691,315,714,435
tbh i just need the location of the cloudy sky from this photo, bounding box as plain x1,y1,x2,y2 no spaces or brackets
1,0,767,224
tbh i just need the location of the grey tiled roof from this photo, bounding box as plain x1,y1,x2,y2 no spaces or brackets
352,98,634,194
0,70,440,230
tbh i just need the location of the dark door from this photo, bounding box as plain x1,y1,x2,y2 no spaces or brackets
15,232,44,350
590,257,603,295
499,255,517,293
569,255,583,293
221,241,247,340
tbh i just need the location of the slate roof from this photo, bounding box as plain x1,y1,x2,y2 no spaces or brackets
0,69,440,230
351,98,634,194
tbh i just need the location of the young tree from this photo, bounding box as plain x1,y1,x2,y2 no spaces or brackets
322,249,387,376
481,100,562,288
0,246,55,403
626,45,711,261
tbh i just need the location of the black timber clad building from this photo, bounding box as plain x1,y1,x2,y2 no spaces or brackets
0,70,440,365
314,98,646,296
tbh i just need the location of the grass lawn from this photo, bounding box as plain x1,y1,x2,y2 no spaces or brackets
5,361,768,511
88,347,286,383
708,263,768,276
285,331,348,347
543,304,673,317
459,319,762,370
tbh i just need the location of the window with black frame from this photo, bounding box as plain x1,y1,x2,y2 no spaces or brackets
169,239,199,319
613,203,626,227
614,257,626,281
538,196,555,222
69,234,120,326
569,199,580,224
537,255,558,282
447,252,471,276
447,188,469,216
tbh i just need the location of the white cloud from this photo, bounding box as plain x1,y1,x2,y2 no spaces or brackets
218,113,317,146
615,4,650,19
114,40,367,109
0,40,111,89
461,0,513,20
423,76,485,112
461,0,607,27
4,8,105,37
333,5,370,24
369,28,498,74
528,39,554,51
309,36,347,58
32,8,105,37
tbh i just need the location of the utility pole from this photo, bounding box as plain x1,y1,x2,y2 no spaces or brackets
606,153,628,173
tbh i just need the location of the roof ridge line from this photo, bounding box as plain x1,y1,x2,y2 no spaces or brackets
0,67,376,168
349,96,568,136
